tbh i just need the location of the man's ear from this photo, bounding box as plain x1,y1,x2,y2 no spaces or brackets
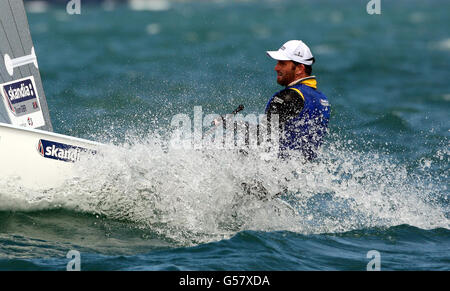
294,63,305,75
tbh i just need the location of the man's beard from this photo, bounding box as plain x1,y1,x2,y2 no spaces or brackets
276,71,296,86
277,75,292,86
277,79,288,86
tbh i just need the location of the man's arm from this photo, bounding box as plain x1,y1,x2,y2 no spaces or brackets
266,88,305,123
244,88,304,148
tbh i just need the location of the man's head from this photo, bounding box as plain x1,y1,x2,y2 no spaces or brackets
267,40,315,86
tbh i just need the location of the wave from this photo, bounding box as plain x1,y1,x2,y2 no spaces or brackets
1,225,448,270
0,130,448,246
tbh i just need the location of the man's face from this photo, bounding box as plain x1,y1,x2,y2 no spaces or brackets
274,60,296,86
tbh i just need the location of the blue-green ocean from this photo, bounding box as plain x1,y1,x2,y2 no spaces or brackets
0,0,449,271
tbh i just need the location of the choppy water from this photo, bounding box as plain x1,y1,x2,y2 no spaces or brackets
0,0,449,271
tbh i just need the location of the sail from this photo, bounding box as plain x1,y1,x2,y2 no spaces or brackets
0,0,53,131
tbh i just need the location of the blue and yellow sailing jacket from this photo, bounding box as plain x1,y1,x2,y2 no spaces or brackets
265,76,330,159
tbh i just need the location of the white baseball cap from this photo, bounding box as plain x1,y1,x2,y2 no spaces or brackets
266,40,315,66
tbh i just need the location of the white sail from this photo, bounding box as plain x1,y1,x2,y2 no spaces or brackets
0,0,53,131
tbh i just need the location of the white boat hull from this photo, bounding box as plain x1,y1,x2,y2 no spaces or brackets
0,122,101,189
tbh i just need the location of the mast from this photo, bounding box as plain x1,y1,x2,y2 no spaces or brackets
0,0,53,131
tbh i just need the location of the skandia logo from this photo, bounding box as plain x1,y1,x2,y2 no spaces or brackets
37,139,95,163
4,78,36,104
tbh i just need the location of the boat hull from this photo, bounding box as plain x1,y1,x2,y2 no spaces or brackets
0,122,101,189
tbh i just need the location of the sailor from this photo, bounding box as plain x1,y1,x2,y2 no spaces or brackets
265,40,330,160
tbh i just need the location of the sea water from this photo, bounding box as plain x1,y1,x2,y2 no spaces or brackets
0,0,448,271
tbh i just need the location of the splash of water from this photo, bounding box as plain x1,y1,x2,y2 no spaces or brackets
0,130,448,246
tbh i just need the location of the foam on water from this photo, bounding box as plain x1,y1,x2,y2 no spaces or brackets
0,130,448,246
